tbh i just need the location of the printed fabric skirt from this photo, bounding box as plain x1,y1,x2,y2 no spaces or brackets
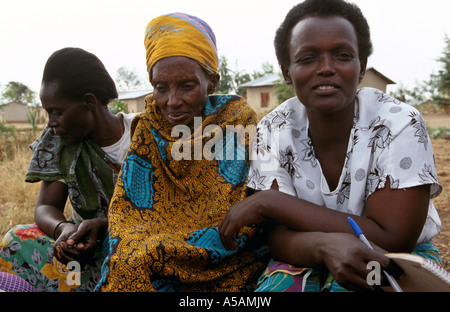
255,241,443,292
0,223,103,292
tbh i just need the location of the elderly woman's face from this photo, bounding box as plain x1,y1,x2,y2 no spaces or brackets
152,56,218,127
283,16,366,114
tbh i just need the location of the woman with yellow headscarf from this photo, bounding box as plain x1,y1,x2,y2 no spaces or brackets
96,13,269,292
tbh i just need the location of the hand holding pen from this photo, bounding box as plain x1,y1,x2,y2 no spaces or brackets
348,216,403,292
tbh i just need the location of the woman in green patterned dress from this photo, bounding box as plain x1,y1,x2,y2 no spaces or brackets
0,47,136,291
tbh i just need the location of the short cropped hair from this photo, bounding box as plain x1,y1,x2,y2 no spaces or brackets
42,47,118,105
274,0,373,68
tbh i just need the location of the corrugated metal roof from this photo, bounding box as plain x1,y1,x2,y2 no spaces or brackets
240,74,281,88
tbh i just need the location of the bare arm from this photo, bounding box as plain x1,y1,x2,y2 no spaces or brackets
267,227,392,291
34,180,71,239
219,177,430,253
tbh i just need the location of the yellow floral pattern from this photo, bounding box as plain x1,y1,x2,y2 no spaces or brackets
0,257,15,274
41,257,78,292
0,223,103,291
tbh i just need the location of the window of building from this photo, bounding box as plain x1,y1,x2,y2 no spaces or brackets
261,93,270,108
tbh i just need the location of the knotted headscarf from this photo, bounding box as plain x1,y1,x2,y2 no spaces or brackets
144,12,218,80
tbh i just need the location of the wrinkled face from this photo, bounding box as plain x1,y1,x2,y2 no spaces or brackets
282,16,366,115
40,81,93,143
151,56,218,127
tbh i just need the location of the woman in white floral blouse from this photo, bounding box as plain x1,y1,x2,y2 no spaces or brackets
219,0,443,292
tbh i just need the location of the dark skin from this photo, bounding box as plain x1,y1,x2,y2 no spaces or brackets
219,16,430,291
37,81,123,265
44,57,219,266
151,56,220,127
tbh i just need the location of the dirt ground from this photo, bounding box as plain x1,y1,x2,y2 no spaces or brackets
423,114,450,270
423,113,450,129
432,138,450,269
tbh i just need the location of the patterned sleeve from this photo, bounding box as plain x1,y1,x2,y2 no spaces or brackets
25,126,63,183
369,109,442,199
247,118,297,196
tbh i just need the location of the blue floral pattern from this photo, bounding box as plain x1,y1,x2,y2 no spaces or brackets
122,155,155,209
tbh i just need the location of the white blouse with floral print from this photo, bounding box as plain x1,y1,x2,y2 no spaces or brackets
247,87,442,243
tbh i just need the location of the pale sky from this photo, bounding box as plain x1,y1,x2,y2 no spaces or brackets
1,0,449,97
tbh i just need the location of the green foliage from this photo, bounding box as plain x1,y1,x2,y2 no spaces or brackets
216,56,279,99
0,120,17,135
27,110,37,133
390,34,450,112
217,55,234,94
275,74,295,103
433,34,450,97
234,71,251,97
1,81,36,105
108,100,128,114
27,104,40,134
428,126,450,139
251,62,274,80
427,35,450,112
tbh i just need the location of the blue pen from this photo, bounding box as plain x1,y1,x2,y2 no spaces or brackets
348,217,373,250
347,216,403,292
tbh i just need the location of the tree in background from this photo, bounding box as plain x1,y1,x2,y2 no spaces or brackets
390,34,450,113
1,81,36,105
1,81,40,130
217,55,234,94
389,82,427,107
115,67,146,91
275,73,295,104
212,56,296,106
217,56,278,97
234,70,251,97
251,62,274,79
431,34,450,112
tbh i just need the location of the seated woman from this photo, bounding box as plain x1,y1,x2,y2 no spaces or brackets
0,48,137,292
96,13,268,292
219,0,442,292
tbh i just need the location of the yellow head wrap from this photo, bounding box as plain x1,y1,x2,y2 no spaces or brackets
144,12,218,80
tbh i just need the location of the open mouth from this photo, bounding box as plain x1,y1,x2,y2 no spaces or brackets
313,83,340,95
316,85,336,91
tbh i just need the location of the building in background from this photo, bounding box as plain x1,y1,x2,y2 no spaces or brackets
118,90,152,113
0,101,29,123
358,67,395,93
241,68,395,115
240,74,280,115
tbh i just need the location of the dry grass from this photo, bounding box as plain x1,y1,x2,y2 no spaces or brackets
0,131,41,235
